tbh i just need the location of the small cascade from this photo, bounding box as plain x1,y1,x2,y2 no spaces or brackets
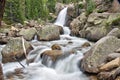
54,7,71,35
54,7,68,26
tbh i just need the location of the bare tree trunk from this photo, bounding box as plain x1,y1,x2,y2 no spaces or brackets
0,0,6,27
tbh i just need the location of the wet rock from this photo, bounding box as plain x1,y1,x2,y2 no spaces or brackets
51,44,61,50
58,26,64,34
18,28,37,41
0,63,4,80
1,37,33,63
80,36,120,73
81,42,91,48
106,53,120,61
41,50,63,61
70,12,87,36
37,24,60,41
107,28,120,38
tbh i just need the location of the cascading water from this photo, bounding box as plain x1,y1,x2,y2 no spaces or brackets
0,8,91,80
54,7,68,27
54,7,70,35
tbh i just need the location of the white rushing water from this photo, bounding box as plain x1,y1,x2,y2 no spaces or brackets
54,7,68,27
0,8,91,80
54,7,71,35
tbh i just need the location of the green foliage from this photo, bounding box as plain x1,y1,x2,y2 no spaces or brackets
4,0,50,23
47,0,56,13
4,0,25,24
4,0,81,24
86,0,95,15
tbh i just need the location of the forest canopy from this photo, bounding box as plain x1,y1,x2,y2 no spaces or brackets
3,0,79,24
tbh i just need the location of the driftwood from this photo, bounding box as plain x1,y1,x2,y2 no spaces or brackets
22,36,29,66
100,57,120,71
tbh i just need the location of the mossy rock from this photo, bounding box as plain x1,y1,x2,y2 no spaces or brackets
106,13,120,26
19,28,37,41
80,36,120,73
37,24,60,41
1,37,33,63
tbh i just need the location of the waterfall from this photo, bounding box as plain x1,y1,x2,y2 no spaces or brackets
54,7,68,26
54,7,71,35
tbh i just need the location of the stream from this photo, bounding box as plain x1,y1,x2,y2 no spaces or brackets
0,7,91,80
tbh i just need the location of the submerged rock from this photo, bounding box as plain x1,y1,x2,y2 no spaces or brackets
51,44,61,50
80,36,120,73
41,50,62,62
1,37,33,63
37,24,60,41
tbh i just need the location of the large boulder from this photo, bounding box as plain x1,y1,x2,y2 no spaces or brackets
107,28,120,38
18,28,37,41
70,12,87,36
79,12,120,41
79,12,110,41
37,24,60,41
85,27,108,41
80,36,120,73
1,37,33,63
